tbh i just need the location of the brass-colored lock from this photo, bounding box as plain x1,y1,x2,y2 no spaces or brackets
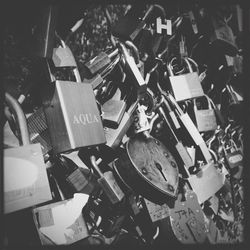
193,95,217,132
167,57,204,102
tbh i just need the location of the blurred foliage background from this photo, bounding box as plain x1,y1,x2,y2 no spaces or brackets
3,3,128,112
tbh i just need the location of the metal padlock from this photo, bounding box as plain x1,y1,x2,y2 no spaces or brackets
167,57,204,102
193,95,217,132
4,92,52,214
188,162,225,204
223,139,243,179
104,100,138,149
119,43,147,96
124,40,145,78
90,156,124,204
210,15,238,56
133,105,151,134
101,99,127,129
84,49,119,75
42,81,106,153
52,46,77,68
169,190,207,243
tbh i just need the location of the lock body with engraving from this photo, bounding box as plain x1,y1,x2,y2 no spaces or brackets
42,81,106,153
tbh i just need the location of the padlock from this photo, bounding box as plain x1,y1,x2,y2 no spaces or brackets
169,190,207,243
84,49,119,75
223,139,243,179
104,100,138,149
119,43,147,96
52,46,77,68
52,155,97,198
193,95,217,132
42,80,106,153
32,193,89,245
124,40,145,78
188,162,225,204
90,156,124,204
167,57,204,102
210,15,238,56
133,104,151,134
4,92,52,214
51,36,81,83
101,98,127,129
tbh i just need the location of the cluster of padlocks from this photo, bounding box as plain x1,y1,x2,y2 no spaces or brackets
3,3,244,247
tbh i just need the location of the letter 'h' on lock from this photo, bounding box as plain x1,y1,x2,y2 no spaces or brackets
156,17,172,35
43,81,106,154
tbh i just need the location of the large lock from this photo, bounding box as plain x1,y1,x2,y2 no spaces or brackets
42,80,106,154
4,92,52,214
167,57,204,102
193,95,217,132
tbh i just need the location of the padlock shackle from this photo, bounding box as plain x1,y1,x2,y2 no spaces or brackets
90,155,103,177
193,95,213,110
167,57,177,76
124,41,140,64
183,57,193,73
5,92,30,146
184,57,200,75
142,4,166,22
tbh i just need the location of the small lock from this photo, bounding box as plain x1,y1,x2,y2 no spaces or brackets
133,105,151,134
188,162,225,204
52,46,77,68
101,99,127,129
167,57,204,102
84,49,118,75
90,156,124,204
119,43,147,96
223,140,243,179
193,95,217,132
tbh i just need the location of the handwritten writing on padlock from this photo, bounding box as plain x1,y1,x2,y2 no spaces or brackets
167,57,204,102
193,95,217,132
